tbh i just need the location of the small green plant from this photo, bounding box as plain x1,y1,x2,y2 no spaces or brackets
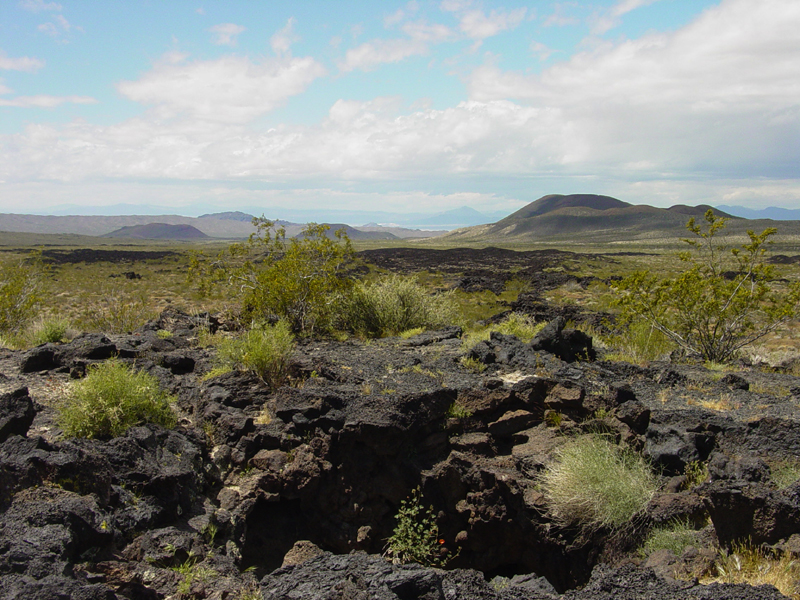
344,275,458,338
614,210,800,363
173,556,216,595
683,460,709,490
770,459,800,490
459,356,486,373
58,359,177,439
385,486,452,567
445,400,473,419
29,316,70,345
540,435,658,530
641,519,704,557
156,329,173,339
215,320,295,389
544,410,563,428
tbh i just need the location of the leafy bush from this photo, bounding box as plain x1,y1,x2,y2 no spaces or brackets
540,435,658,530
59,359,177,439
0,253,43,335
385,487,452,567
190,219,354,334
215,320,295,389
344,275,458,338
614,210,800,363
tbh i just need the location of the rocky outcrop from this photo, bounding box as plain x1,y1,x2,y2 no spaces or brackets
3,309,800,598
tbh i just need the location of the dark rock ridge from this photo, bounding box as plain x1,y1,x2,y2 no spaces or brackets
2,308,800,598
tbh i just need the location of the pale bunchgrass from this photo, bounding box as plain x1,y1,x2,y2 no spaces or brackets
704,541,800,600
540,435,658,530
344,275,458,338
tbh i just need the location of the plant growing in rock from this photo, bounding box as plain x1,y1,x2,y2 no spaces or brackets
59,359,177,439
614,210,800,363
540,435,657,530
385,487,452,567
190,218,354,334
215,320,295,389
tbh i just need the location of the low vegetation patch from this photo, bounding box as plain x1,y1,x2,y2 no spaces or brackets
540,435,658,530
704,541,800,599
462,312,543,351
215,320,295,389
58,359,177,439
641,519,705,557
344,275,458,338
385,487,453,567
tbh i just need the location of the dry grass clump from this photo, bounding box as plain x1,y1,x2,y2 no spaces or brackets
540,435,658,530
703,542,800,599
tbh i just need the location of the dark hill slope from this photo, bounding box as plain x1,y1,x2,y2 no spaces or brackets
445,194,794,242
102,223,209,240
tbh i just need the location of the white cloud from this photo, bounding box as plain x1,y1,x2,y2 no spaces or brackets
592,0,660,35
0,51,45,72
270,18,299,55
196,7,205,15
339,38,428,72
385,1,419,27
529,41,554,61
117,52,326,124
37,13,79,38
0,94,96,108
456,7,526,39
19,0,62,12
468,0,800,177
209,23,245,46
1,0,798,214
543,3,579,27
401,20,455,42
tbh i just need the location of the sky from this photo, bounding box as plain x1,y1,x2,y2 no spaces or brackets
0,0,799,220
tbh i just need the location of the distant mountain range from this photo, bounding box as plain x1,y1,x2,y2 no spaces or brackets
0,212,445,240
445,194,800,242
716,205,800,221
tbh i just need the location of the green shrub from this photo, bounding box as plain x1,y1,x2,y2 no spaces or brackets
540,435,658,530
59,359,177,439
385,487,452,567
190,219,354,334
344,275,458,338
0,253,43,335
215,320,295,389
614,210,800,363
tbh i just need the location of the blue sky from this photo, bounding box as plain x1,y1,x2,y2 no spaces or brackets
1,0,798,219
